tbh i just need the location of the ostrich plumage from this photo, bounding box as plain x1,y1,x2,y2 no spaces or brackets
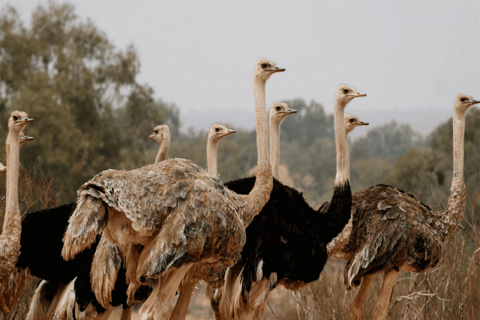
321,94,477,320
61,58,281,319
224,177,350,296
215,87,367,319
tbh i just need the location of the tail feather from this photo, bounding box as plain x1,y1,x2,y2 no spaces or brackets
346,246,372,288
0,267,30,313
220,264,245,318
62,192,107,261
91,235,122,309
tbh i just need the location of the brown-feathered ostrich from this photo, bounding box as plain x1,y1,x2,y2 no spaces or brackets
0,111,34,313
61,58,283,319
321,94,478,320
41,125,172,320
170,124,236,320
213,86,367,320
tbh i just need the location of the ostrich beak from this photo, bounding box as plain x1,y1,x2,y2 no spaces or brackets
359,121,369,126
149,134,155,139
21,136,34,141
281,108,297,114
470,100,480,105
355,92,367,98
24,118,34,123
267,66,286,73
224,129,236,136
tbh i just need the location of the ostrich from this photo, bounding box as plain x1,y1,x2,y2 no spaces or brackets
61,58,282,319
0,111,34,313
29,125,172,320
170,123,236,320
319,94,478,320
214,85,367,320
268,102,297,180
150,124,172,164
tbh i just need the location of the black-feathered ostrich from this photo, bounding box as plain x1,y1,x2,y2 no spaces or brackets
319,94,478,320
214,85,367,320
26,125,172,320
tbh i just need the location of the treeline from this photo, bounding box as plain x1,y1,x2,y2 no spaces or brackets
1,2,479,233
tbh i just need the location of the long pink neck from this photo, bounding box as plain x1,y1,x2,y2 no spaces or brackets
443,109,467,236
242,77,272,225
5,130,19,215
269,114,281,180
0,128,21,283
154,141,169,164
334,99,349,186
207,138,219,175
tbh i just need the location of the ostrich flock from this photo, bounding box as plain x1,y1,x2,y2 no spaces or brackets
0,58,476,320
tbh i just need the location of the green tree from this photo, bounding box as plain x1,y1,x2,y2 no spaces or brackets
0,2,180,202
351,120,426,163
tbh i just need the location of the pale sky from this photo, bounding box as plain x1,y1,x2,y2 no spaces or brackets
6,0,480,139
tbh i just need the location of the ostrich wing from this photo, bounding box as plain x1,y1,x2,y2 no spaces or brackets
63,158,245,278
343,184,444,288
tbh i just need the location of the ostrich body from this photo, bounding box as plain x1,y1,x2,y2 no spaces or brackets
61,58,282,319
320,94,477,320
0,111,34,313
214,87,367,320
170,124,236,320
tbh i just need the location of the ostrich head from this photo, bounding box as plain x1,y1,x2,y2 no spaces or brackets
8,111,33,133
344,114,369,134
454,94,480,114
254,58,285,81
208,124,236,143
19,131,34,147
149,125,171,145
336,85,366,106
269,102,297,124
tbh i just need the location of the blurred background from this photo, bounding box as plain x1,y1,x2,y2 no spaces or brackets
0,1,479,319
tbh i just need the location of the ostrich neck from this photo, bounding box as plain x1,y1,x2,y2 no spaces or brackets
0,129,21,284
5,131,19,214
241,77,273,226
154,141,170,164
269,116,280,180
207,138,218,175
443,110,467,236
334,100,349,186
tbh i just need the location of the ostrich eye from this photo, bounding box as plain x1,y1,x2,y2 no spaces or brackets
349,119,355,123
460,97,467,102
275,106,281,111
12,115,18,121
261,63,268,69
215,128,220,132
343,89,349,94
154,130,158,134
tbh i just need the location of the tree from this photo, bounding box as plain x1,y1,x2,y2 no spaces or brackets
350,120,426,163
0,2,180,202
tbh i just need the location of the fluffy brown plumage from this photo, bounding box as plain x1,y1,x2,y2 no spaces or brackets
322,94,477,320
61,58,282,319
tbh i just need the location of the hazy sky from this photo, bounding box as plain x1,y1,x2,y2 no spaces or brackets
7,0,480,138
